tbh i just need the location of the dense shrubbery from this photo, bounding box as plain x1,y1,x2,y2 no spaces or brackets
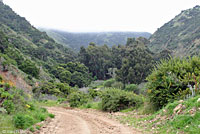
13,107,49,129
18,59,39,78
2,100,14,114
0,76,52,130
0,83,26,114
125,84,139,94
146,56,200,109
50,62,92,88
33,82,75,97
88,88,98,99
100,88,143,112
68,91,89,107
0,31,40,78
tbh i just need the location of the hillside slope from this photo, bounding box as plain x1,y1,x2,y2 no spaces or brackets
0,2,76,63
149,5,200,57
41,29,151,51
0,2,76,85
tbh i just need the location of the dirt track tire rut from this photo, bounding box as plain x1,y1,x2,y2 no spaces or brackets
38,107,142,134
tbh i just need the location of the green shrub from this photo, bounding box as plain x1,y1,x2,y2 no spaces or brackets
18,59,39,78
2,100,14,114
85,103,92,108
100,88,143,112
24,115,34,127
111,81,123,89
0,76,50,130
40,107,47,113
68,91,89,107
36,125,41,130
4,83,11,90
146,56,200,110
88,89,98,99
1,91,13,99
57,98,66,104
29,127,35,132
104,79,115,87
80,101,102,110
40,114,46,121
33,82,74,96
28,103,35,111
13,114,34,129
125,84,139,94
13,114,26,129
49,113,55,118
38,114,46,121
0,75,2,82
89,80,104,89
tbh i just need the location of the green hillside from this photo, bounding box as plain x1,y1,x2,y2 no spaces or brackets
0,2,76,64
149,5,200,57
0,2,95,90
41,29,151,51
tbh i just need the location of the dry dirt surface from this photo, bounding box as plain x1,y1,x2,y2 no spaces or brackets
38,107,142,134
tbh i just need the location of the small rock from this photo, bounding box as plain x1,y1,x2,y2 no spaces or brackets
155,122,161,126
189,107,196,115
177,110,182,114
174,104,185,114
0,107,7,114
197,98,200,103
182,105,186,109
179,100,184,103
198,125,200,128
163,109,167,113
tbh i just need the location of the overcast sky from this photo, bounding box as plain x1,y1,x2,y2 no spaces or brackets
3,0,200,33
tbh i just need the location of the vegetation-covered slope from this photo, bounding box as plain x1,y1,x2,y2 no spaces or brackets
0,2,76,65
41,29,151,51
0,2,92,87
149,5,200,57
0,2,95,94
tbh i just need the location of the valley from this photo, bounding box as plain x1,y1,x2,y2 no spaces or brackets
0,1,200,134
41,28,151,51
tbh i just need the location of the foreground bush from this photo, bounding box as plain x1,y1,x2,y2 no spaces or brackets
100,88,143,112
13,114,34,129
68,91,89,107
146,56,200,109
13,107,49,129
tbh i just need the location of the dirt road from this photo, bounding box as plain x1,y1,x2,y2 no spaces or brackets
38,107,142,134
